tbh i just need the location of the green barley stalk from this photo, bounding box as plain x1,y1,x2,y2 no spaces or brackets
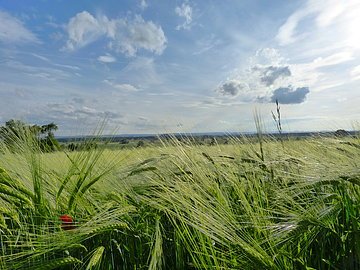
85,246,105,270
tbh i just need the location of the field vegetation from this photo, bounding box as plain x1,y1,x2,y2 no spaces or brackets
0,125,359,269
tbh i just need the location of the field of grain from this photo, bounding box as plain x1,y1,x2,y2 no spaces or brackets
0,134,359,269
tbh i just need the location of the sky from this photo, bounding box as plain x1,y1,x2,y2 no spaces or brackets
0,0,360,136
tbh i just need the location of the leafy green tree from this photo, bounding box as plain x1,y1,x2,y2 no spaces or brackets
0,120,34,148
39,122,60,151
0,119,60,152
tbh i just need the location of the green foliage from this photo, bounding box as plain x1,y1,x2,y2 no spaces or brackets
0,131,359,269
86,246,105,270
0,119,60,152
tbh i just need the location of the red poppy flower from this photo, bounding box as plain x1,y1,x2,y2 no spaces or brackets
59,214,76,230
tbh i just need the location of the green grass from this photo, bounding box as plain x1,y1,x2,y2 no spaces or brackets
0,133,359,269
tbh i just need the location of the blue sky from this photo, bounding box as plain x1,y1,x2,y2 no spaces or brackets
0,0,359,135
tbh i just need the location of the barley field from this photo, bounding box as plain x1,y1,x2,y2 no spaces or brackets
0,134,359,269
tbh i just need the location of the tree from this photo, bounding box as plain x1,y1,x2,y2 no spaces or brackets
40,122,58,137
39,122,60,151
0,120,34,148
136,140,145,148
0,119,60,152
334,129,349,137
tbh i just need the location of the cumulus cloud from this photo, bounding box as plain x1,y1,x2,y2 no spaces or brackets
98,54,116,63
110,15,167,56
216,48,310,105
253,65,291,86
251,48,285,66
270,86,310,104
0,10,40,44
64,11,167,56
65,11,108,50
216,80,248,97
175,2,193,30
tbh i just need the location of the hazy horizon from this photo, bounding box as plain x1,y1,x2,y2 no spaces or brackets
1,1,359,136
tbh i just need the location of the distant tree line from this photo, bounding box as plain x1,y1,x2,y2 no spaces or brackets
0,119,60,152
67,141,98,151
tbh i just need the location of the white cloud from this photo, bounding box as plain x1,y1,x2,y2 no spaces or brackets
119,57,162,86
42,102,125,131
276,1,334,46
3,60,71,80
98,54,117,63
289,51,355,84
65,11,109,50
114,84,139,91
139,0,148,10
193,34,222,55
270,86,310,104
175,2,193,30
31,53,50,62
28,72,54,80
31,53,81,71
276,17,298,45
216,80,249,98
253,65,291,86
0,10,40,44
276,0,360,50
275,1,360,95
311,51,354,68
289,51,356,92
251,48,285,66
315,2,347,27
350,65,360,81
110,15,167,56
64,12,167,56
216,48,311,104
104,79,139,91
53,63,81,70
